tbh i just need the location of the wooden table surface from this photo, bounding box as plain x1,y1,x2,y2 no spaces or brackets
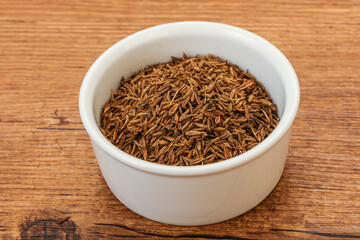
1,0,359,239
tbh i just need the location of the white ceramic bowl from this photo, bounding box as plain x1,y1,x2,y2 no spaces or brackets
79,21,300,226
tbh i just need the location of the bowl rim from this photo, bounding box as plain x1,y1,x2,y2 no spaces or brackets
79,21,300,176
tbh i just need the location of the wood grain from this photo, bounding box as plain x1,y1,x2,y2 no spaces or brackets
1,0,359,239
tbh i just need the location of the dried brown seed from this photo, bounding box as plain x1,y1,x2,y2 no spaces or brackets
185,131,207,136
169,103,179,116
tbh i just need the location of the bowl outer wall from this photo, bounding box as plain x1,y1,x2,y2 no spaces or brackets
91,128,291,226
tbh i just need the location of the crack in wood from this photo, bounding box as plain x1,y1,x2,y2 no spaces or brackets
109,234,143,238
95,223,253,240
36,127,85,131
52,116,70,125
270,228,360,238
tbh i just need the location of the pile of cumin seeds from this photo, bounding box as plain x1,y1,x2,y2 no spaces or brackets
100,53,279,166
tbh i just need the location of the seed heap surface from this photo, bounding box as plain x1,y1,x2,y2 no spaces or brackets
100,54,279,166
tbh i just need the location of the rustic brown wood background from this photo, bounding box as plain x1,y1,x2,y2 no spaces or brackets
1,0,359,239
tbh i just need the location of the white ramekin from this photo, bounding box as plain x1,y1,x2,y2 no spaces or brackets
79,21,300,226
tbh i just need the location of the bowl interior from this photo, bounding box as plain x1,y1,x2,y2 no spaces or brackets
91,25,289,126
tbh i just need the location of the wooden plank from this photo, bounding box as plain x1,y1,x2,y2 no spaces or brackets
0,0,359,239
